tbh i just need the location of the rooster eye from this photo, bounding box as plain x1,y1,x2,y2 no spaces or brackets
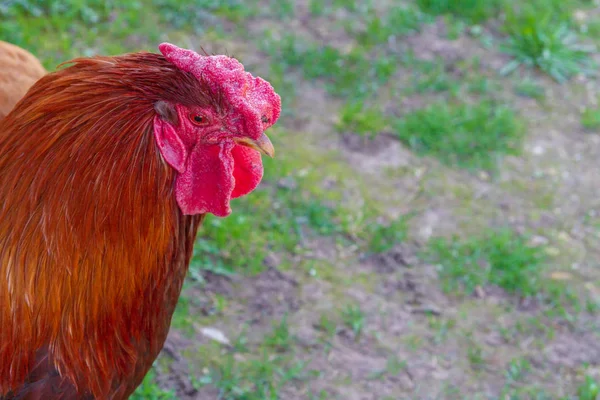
190,113,208,126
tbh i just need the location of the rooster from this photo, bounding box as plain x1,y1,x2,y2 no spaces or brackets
0,41,46,120
0,43,280,399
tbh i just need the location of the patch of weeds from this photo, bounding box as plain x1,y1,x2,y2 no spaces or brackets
212,293,228,314
308,0,328,17
315,313,338,352
441,383,462,398
586,298,600,314
367,355,407,380
0,0,153,68
505,357,532,383
301,198,341,235
428,316,456,344
232,327,250,353
577,375,600,400
364,213,412,254
464,333,485,370
404,334,424,351
198,348,306,399
502,386,556,399
268,0,294,18
504,0,586,23
457,57,500,95
444,14,467,39
500,5,594,83
332,0,359,12
515,316,556,341
581,105,600,131
416,0,503,24
262,33,396,98
515,78,546,99
336,102,388,138
153,0,259,29
407,59,458,95
543,282,582,320
354,6,428,48
425,229,549,298
263,61,296,120
264,314,293,352
581,17,600,43
394,100,525,171
131,367,176,400
341,304,365,340
467,75,496,95
309,390,331,400
192,208,269,277
170,295,195,334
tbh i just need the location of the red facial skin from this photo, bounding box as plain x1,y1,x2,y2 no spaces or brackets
153,104,264,217
154,43,281,217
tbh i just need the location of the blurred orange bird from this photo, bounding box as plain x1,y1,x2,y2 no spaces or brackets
0,41,46,119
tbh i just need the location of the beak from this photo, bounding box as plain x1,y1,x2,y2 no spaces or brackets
234,132,275,158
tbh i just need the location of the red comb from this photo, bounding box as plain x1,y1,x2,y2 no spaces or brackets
159,43,281,140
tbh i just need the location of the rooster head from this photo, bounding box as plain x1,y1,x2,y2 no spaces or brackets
153,42,281,217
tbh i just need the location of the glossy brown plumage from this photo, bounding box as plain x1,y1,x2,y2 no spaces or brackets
0,53,212,399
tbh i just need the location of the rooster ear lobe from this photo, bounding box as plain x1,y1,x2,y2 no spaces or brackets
153,115,187,173
154,100,179,125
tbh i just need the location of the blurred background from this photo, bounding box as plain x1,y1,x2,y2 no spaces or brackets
2,0,600,399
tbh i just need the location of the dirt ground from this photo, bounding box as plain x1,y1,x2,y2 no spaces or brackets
147,4,600,400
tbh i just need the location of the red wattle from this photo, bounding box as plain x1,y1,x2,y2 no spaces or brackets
174,142,264,217
231,146,263,199
175,142,235,217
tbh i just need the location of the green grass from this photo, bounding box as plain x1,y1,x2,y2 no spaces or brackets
466,337,485,369
394,100,525,171
416,0,503,24
367,355,407,380
316,313,338,336
425,229,548,297
515,78,546,100
197,350,307,399
426,229,584,314
581,105,600,131
269,0,295,19
130,367,176,400
404,58,458,95
577,375,600,400
353,6,428,48
264,314,293,352
169,295,196,333
262,33,396,99
428,315,456,344
0,0,158,68
195,322,309,399
336,102,388,138
365,214,412,253
341,304,366,340
500,5,594,83
505,357,532,383
0,0,260,69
